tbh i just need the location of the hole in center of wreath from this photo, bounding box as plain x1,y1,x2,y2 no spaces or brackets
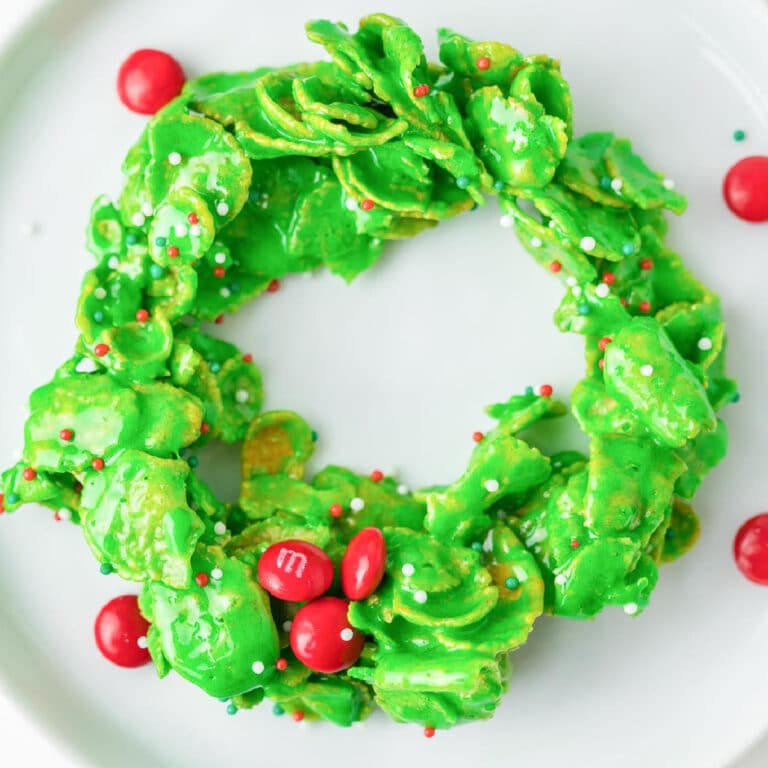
195,204,587,502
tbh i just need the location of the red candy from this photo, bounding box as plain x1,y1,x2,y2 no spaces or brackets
290,597,365,673
94,595,151,668
117,49,185,115
341,527,387,601
258,539,334,602
723,156,768,222
734,514,768,584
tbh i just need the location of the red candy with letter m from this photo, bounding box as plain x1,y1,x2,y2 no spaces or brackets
257,540,334,602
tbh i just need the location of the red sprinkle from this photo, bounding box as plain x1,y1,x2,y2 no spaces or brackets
59,428,74,442
200,422,211,436
167,246,180,259
243,353,254,363
598,358,605,370
549,260,562,273
94,343,110,357
329,503,344,518
213,267,226,279
602,272,616,285
598,336,612,352
116,49,185,115
639,258,653,271
276,658,288,671
723,156,768,222
267,279,280,293
539,384,553,397
360,199,374,211
424,727,436,738
214,314,224,324
476,56,491,70
620,297,629,307
370,469,384,483
472,431,484,443
135,309,149,323
413,84,430,97
91,458,105,471
187,212,199,225
570,539,580,548
638,300,652,314
22,468,37,481
291,711,305,723
194,572,210,588
74,482,83,494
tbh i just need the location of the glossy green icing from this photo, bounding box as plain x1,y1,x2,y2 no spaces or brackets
0,13,737,731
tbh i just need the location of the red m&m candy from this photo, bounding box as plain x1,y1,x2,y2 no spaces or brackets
723,156,768,222
257,540,333,602
290,597,365,673
94,595,151,668
734,513,768,584
341,527,387,601
117,49,185,115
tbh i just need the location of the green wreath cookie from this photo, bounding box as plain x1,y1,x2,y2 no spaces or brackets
0,14,737,733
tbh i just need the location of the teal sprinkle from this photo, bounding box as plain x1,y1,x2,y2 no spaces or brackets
471,542,483,552
524,386,534,396
93,311,104,323
210,362,221,374
493,179,504,191
273,704,285,716
733,129,746,142
456,175,470,189
311,430,319,443
577,302,590,316
154,236,167,247
179,448,187,458
599,176,612,190
226,703,238,716
621,243,635,256
665,528,676,540
505,576,520,590
218,698,229,703
149,264,165,279
187,456,199,469
732,392,741,403
125,233,138,245
229,282,240,293
471,203,479,211
99,562,113,575
6,493,19,504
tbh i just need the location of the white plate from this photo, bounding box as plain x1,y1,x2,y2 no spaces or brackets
1,0,768,765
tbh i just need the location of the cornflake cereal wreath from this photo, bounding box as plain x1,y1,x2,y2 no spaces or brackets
0,14,738,732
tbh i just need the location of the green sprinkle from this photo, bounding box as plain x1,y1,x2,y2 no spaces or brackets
210,362,221,374
273,703,285,716
155,236,167,247
226,703,238,716
99,562,113,575
504,576,520,590
733,129,746,142
665,528,676,540
577,302,590,316
732,392,741,403
93,311,104,323
6,493,20,504
311,430,319,443
471,542,483,552
524,386,534,396
456,175,470,189
149,264,165,279
125,233,138,246
493,179,505,191
621,243,635,256
599,176,612,190
187,456,199,468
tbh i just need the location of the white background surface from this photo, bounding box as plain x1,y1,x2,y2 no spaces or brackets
1,1,768,767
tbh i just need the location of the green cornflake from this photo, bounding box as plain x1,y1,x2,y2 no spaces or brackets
0,13,737,732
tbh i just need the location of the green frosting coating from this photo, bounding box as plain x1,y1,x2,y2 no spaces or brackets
0,14,737,731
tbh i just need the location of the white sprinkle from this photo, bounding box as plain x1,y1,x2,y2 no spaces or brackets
340,628,354,642
216,202,230,216
214,252,227,264
663,178,676,190
350,497,365,513
610,178,623,192
137,636,149,649
484,479,500,493
554,574,567,586
595,283,610,298
401,563,415,577
580,236,596,252
566,276,577,287
94,287,107,300
168,151,182,166
76,357,98,373
623,602,639,616
213,521,227,536
413,590,428,604
108,256,120,270
640,364,654,377
345,198,358,211
235,389,250,403
219,288,231,298
530,237,542,248
252,661,265,674
396,484,409,496
499,214,513,228
282,620,293,632
174,223,188,237
698,337,713,351
189,224,202,237
572,286,582,297
211,567,223,580
141,202,154,217
131,212,145,227
548,220,557,228
57,508,72,522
